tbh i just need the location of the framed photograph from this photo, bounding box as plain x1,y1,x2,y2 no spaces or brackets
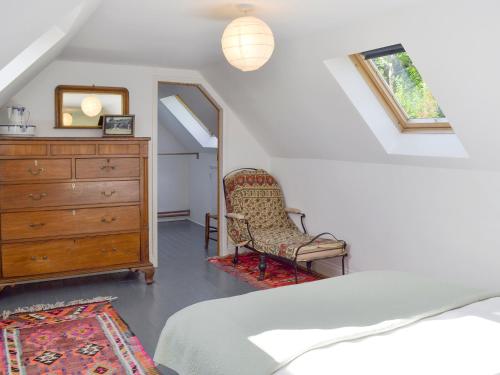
102,115,135,137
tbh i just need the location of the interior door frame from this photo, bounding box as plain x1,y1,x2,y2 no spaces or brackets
153,80,222,257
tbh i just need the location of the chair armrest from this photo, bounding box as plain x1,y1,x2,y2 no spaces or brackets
285,207,304,215
226,212,246,220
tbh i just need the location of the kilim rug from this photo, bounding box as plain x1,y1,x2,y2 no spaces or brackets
0,297,159,374
208,252,323,289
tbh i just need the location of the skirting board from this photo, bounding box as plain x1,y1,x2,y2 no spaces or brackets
158,217,190,223
158,210,190,218
310,259,345,277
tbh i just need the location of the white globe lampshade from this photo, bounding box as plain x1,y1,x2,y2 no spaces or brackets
221,16,274,72
62,112,73,126
81,95,102,117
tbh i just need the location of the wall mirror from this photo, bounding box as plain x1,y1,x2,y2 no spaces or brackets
55,85,129,128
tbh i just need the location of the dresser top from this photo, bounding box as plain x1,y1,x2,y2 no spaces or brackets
0,137,150,141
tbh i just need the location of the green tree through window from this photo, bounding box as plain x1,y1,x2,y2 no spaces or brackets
370,52,445,119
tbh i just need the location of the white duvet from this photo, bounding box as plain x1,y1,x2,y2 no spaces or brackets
154,271,499,375
279,296,500,375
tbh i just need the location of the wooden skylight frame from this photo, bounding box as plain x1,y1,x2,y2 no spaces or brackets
350,53,453,133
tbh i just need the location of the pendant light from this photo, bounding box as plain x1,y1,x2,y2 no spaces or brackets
81,95,102,117
62,112,73,126
221,5,275,72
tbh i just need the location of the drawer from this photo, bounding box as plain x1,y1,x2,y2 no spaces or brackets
0,144,47,156
51,144,96,156
76,158,140,179
1,233,140,278
1,205,140,240
98,144,140,155
0,180,140,209
0,159,71,182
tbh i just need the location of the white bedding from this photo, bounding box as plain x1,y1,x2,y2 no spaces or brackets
279,296,500,375
154,271,499,375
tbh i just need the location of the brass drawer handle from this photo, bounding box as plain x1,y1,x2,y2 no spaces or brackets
29,192,48,201
101,190,116,197
100,165,116,171
29,223,45,228
101,217,117,224
101,247,118,253
28,167,45,175
30,255,48,261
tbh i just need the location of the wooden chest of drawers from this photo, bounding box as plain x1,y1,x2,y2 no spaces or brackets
0,137,153,292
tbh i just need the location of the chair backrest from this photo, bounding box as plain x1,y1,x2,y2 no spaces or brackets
223,169,296,243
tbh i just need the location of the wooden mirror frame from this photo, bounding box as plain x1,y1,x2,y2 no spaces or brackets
55,85,129,129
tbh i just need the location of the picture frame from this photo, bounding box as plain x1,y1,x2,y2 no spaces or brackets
101,115,135,137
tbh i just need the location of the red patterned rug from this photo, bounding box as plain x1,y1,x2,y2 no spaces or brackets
0,298,158,375
208,252,322,289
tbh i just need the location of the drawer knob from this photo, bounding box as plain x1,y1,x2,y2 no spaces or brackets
101,190,116,197
29,192,48,201
100,165,116,171
30,255,48,261
101,247,118,253
101,217,117,224
29,223,45,228
28,167,45,175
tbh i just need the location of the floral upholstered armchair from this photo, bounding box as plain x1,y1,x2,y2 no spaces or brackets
223,168,347,283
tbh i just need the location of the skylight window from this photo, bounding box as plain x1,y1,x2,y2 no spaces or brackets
352,44,451,132
160,95,218,148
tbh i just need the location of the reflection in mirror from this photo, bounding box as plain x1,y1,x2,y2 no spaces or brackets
55,86,129,128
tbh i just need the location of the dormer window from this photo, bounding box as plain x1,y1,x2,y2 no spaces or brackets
352,44,452,132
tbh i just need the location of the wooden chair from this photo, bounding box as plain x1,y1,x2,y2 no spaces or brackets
224,168,347,283
204,213,218,250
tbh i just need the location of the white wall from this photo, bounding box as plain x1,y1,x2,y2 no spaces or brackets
157,112,190,214
272,157,500,290
11,59,270,261
157,157,190,214
189,152,217,225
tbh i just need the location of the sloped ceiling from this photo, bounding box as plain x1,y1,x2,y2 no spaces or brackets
60,0,422,69
4,0,500,172
201,0,500,171
158,83,218,153
0,0,101,108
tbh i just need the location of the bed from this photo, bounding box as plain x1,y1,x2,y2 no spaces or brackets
154,271,500,375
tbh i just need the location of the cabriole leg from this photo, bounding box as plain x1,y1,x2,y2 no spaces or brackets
232,246,239,265
142,267,155,285
258,254,267,281
306,261,312,273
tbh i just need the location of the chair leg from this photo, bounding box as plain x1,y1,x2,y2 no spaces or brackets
342,255,346,275
232,246,239,266
258,254,267,281
294,262,299,284
306,261,312,273
204,213,209,250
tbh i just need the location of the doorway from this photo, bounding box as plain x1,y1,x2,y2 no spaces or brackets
154,82,221,257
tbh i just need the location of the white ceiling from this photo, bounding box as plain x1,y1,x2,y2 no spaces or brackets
5,0,500,172
60,0,422,69
201,0,500,171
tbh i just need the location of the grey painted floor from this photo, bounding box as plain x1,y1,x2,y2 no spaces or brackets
0,221,256,374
